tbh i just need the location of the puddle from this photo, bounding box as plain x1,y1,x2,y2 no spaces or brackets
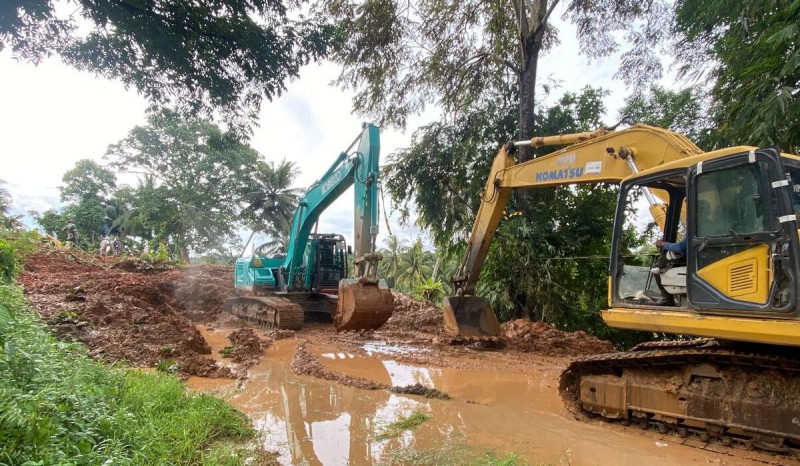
187,327,776,466
362,341,428,356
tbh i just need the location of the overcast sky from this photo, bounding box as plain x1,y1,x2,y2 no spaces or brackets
0,9,677,251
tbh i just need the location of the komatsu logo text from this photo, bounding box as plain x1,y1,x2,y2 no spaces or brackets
535,166,584,182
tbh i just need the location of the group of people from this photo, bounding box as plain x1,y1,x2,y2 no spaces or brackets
99,235,122,257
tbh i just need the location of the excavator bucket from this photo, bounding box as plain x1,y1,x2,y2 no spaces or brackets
443,296,501,338
334,278,394,331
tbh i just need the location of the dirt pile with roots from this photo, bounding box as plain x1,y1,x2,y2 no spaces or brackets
18,249,241,377
501,319,614,356
380,292,444,335
380,293,613,356
223,328,272,368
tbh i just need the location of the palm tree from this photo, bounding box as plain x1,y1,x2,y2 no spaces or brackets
378,235,407,282
241,160,302,239
396,238,434,291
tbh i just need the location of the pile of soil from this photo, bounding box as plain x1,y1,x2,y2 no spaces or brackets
381,292,443,335
18,249,237,377
391,383,451,399
501,319,614,356
291,341,386,390
223,328,272,368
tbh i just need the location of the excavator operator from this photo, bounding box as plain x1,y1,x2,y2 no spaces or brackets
650,237,686,306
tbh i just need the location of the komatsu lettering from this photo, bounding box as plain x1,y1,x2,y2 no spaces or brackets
535,166,584,182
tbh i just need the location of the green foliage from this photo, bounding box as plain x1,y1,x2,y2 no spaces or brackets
0,180,22,231
673,0,800,153
0,239,16,283
413,278,445,304
0,0,339,132
31,208,69,240
0,283,254,464
0,230,38,283
106,109,286,259
324,0,668,128
239,159,302,242
376,410,431,440
380,437,526,466
60,159,116,204
386,87,608,252
621,85,713,149
384,87,657,347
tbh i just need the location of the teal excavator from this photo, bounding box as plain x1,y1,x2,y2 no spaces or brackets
223,124,394,331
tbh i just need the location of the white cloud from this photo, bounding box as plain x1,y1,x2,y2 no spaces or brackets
0,13,682,246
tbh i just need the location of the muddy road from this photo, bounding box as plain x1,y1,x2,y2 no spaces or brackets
19,249,798,465
189,325,792,465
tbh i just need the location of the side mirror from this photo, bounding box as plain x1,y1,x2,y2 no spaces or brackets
347,245,353,255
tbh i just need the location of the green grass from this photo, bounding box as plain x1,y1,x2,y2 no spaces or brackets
0,282,258,465
380,442,526,465
376,410,432,440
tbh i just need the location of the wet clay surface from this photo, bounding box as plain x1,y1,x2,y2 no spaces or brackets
189,326,793,466
19,251,796,464
18,249,251,377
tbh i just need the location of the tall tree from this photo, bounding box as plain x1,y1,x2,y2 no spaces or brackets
621,85,713,149
324,0,668,158
239,160,302,241
672,0,800,152
1,0,338,131
385,86,606,250
106,109,261,258
60,160,116,204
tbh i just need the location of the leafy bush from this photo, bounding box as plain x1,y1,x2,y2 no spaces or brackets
0,239,15,283
0,283,255,464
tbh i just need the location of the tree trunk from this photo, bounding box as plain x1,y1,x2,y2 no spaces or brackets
516,0,549,162
518,49,539,162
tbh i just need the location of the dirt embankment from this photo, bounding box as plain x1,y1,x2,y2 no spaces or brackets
18,250,246,377
19,248,614,380
359,292,613,358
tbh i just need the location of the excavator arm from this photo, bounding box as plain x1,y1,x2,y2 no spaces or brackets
446,125,703,337
283,123,382,288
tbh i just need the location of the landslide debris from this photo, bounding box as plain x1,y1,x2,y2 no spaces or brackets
18,249,239,377
381,293,614,357
501,319,614,356
381,292,443,335
222,328,272,368
391,383,451,400
291,341,387,390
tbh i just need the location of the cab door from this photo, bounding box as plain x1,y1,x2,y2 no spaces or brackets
686,149,798,314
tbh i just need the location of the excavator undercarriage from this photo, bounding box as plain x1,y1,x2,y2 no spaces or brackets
560,339,800,454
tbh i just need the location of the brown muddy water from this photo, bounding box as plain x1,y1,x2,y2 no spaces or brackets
187,326,790,465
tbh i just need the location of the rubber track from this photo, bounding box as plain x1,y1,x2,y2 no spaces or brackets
560,343,800,456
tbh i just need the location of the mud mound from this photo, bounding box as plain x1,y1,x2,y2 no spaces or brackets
291,341,386,390
18,250,237,377
391,383,451,399
223,328,271,368
382,293,443,335
502,319,614,356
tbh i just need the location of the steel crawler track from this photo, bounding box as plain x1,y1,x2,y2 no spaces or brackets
559,339,800,456
223,296,304,330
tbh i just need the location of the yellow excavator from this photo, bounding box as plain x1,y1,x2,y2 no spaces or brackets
446,124,800,451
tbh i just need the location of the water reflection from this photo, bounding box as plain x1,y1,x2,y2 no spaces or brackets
187,328,768,466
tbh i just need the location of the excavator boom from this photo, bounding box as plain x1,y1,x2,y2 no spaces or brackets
447,125,702,337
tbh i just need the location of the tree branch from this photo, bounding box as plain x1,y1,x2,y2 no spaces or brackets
533,0,560,39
